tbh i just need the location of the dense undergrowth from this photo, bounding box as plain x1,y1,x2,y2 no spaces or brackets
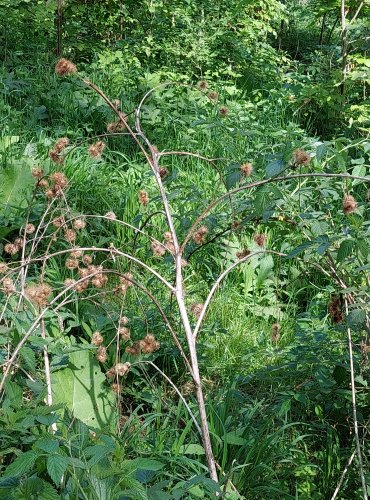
0,1,369,498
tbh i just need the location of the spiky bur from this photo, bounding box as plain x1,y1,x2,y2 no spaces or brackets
106,362,131,378
151,241,166,257
236,248,251,259
0,262,9,274
32,167,44,179
193,226,208,245
219,106,229,117
106,117,127,133
190,303,204,320
73,218,86,230
292,148,310,167
1,278,15,294
105,211,117,220
271,323,280,342
25,283,52,308
208,91,218,103
240,162,253,176
88,141,105,158
125,334,160,355
254,233,267,247
96,346,107,363
138,190,149,206
118,273,133,294
55,58,77,77
25,223,36,234
45,172,69,199
92,331,104,346
197,80,208,91
49,138,70,165
343,194,358,215
163,232,175,253
328,296,344,324
159,167,168,179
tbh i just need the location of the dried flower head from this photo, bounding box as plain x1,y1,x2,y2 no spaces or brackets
240,162,253,176
88,141,105,158
119,273,133,294
64,229,77,244
208,91,219,103
292,148,310,166
181,258,188,268
73,218,86,230
25,223,36,234
106,119,126,133
197,80,208,91
54,137,70,153
2,277,15,294
219,106,229,117
271,323,280,342
328,296,344,324
96,346,107,363
4,243,18,255
32,167,44,179
138,190,149,206
75,281,89,293
14,238,23,249
50,172,68,190
192,225,208,245
159,167,168,178
343,194,358,215
105,211,117,220
52,216,65,228
91,270,108,289
65,258,79,270
38,179,49,189
92,331,104,346
236,248,251,259
64,278,76,288
82,254,93,265
190,303,204,319
151,241,166,257
55,58,77,77
139,334,160,353
114,362,131,376
0,262,9,274
25,283,52,307
254,233,267,247
111,383,121,393
48,149,64,165
120,316,129,325
119,326,130,341
70,248,83,259
125,342,140,356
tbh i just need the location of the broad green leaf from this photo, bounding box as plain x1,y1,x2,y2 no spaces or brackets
223,431,247,445
47,454,68,485
3,450,39,477
178,444,205,455
51,350,115,429
337,240,356,262
0,162,34,208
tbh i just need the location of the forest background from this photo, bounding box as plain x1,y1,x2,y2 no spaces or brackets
0,0,369,498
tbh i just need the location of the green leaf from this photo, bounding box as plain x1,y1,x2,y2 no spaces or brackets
178,444,205,455
20,346,36,372
51,350,115,429
35,438,59,453
266,159,284,178
0,161,34,208
47,454,69,485
286,241,313,258
3,451,39,477
4,380,22,408
223,431,247,445
337,240,356,262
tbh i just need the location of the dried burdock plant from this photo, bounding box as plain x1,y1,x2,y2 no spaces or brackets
1,61,368,489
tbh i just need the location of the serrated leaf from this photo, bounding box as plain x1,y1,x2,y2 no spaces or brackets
15,477,60,499
20,346,36,372
51,350,115,429
35,438,59,453
4,380,22,408
266,159,284,178
286,241,313,258
337,240,356,262
47,454,68,485
3,451,39,477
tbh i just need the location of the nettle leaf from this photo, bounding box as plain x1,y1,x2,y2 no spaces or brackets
286,241,313,258
3,450,39,477
51,350,115,429
20,346,36,372
4,380,22,408
337,240,356,262
15,476,60,500
266,159,284,178
47,454,69,485
131,458,166,470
